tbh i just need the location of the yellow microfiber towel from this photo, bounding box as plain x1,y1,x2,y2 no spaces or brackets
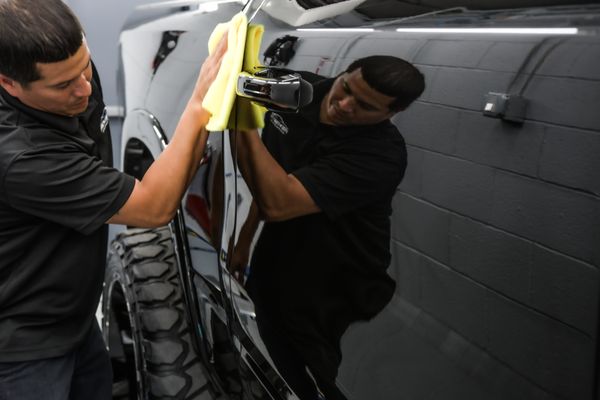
203,12,247,131
203,13,267,131
228,24,267,130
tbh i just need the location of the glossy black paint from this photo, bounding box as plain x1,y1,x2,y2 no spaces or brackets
113,2,600,399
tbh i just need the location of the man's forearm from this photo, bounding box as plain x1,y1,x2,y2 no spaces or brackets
235,130,319,221
107,102,210,227
239,200,261,245
107,36,227,227
237,130,291,213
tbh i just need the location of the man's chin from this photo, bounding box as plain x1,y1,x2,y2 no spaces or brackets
68,100,89,116
327,110,344,126
329,114,350,126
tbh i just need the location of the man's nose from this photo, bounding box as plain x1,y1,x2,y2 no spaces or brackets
73,74,92,97
337,96,355,113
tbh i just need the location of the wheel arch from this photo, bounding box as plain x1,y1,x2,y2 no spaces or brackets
120,109,168,179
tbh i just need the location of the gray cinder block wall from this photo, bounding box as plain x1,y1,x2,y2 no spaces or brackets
337,34,600,400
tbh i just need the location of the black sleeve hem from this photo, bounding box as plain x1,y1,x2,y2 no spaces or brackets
80,173,135,235
293,170,338,220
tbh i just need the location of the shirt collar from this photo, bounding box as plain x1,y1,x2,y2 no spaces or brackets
0,85,81,134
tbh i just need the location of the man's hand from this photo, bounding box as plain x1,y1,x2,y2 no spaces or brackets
193,34,228,104
228,241,250,283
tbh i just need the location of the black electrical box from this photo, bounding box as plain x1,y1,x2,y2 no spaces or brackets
482,92,528,123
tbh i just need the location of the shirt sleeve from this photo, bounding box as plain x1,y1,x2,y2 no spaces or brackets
293,134,406,219
2,145,135,235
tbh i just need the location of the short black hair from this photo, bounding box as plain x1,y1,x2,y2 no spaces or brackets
346,55,425,111
0,0,84,85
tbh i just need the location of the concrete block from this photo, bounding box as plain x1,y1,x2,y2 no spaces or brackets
428,67,513,110
414,65,437,103
414,39,494,68
456,111,544,177
430,368,555,400
524,75,600,131
329,57,352,75
334,34,427,74
346,35,424,61
449,213,599,336
340,296,560,400
448,215,533,304
491,171,600,264
390,241,422,304
478,40,539,72
530,245,599,337
443,347,557,400
487,294,595,400
536,40,600,80
349,328,451,400
539,126,600,195
392,103,460,155
421,151,495,221
397,146,424,197
419,256,488,347
338,297,412,398
340,312,456,400
392,193,451,264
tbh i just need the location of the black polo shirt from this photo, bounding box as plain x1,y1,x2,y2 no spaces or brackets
247,73,405,380
0,69,134,362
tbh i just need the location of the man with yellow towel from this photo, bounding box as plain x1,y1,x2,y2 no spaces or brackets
0,1,227,398
231,56,425,399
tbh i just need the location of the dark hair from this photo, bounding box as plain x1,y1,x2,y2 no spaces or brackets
346,55,425,111
0,0,84,85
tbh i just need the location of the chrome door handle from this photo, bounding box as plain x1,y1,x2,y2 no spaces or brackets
236,68,313,112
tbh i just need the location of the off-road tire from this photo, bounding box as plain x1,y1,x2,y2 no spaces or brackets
102,227,218,400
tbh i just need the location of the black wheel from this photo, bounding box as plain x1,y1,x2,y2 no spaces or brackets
102,227,219,400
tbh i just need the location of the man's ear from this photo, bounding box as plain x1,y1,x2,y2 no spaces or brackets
0,74,21,97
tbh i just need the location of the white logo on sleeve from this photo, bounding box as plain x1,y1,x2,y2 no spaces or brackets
100,107,109,133
270,113,288,135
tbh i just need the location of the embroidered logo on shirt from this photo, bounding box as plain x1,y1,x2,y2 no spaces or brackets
100,107,109,133
270,113,288,135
